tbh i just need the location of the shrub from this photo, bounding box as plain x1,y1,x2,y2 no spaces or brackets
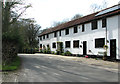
43,45,47,53
46,45,51,54
61,53,65,56
40,49,43,53
64,50,72,56
56,50,61,55
46,50,51,54
34,48,39,52
43,50,46,54
51,51,55,54
55,52,57,55
1,56,21,71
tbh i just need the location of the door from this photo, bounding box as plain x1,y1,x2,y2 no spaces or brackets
83,41,87,55
110,39,116,59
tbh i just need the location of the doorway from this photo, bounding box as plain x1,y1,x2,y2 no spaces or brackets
83,41,87,55
110,39,116,59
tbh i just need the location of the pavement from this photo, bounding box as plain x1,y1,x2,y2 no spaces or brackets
1,53,119,82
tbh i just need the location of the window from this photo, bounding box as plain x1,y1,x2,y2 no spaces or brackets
52,42,56,48
43,35,45,39
59,30,61,36
40,44,42,48
95,38,105,48
82,24,84,32
46,34,49,38
102,18,106,28
65,41,71,48
40,36,42,40
65,28,69,35
54,32,57,37
73,40,79,48
74,26,78,33
92,20,98,30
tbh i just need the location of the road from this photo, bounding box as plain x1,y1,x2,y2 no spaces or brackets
2,54,118,82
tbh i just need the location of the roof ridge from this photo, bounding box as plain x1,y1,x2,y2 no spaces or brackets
39,4,120,37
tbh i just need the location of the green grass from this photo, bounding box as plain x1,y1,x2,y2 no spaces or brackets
0,56,21,71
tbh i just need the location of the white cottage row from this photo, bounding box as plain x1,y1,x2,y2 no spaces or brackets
38,4,120,59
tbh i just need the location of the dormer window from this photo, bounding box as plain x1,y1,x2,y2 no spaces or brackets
74,26,78,33
65,28,69,35
43,35,45,39
40,36,42,40
82,24,85,32
59,30,61,36
47,34,49,38
102,18,107,28
54,32,57,37
92,20,98,30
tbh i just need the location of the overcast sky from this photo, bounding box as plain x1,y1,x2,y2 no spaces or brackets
23,0,120,29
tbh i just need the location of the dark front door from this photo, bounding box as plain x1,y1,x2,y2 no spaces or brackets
83,41,87,55
110,39,116,59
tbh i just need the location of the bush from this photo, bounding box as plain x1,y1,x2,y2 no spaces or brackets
55,52,57,55
22,48,36,54
43,45,47,53
51,51,55,54
56,50,61,55
1,56,21,71
43,50,46,54
63,51,72,56
61,53,65,56
34,48,39,52
40,49,43,53
46,50,51,54
46,45,51,54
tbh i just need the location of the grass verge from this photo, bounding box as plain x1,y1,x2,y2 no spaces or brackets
0,56,21,71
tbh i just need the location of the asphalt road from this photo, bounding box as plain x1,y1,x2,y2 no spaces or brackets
2,54,118,82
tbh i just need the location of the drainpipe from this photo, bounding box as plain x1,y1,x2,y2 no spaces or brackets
57,32,59,53
106,18,107,46
105,17,108,59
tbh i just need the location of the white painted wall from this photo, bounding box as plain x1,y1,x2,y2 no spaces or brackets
107,15,119,59
118,14,120,59
39,15,119,59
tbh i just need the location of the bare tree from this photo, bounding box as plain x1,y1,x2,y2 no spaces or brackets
90,0,108,13
90,4,101,13
51,18,69,27
101,0,108,9
71,14,83,20
52,21,63,27
51,14,83,27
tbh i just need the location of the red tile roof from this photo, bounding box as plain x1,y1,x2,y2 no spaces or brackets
39,4,120,37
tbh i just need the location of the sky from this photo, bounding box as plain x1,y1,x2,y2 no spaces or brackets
22,0,120,30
